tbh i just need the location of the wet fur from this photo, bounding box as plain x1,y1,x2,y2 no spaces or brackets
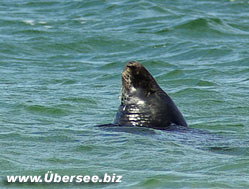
114,61,188,129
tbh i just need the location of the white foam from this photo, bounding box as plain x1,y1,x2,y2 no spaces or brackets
38,21,47,25
23,20,35,26
44,26,52,29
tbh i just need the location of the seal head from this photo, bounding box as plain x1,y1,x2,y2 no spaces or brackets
114,61,188,128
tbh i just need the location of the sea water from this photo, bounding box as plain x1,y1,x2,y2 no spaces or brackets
1,0,249,188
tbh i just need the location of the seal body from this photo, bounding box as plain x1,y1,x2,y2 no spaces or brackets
114,61,188,129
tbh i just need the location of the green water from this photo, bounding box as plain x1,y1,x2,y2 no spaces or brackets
1,0,249,188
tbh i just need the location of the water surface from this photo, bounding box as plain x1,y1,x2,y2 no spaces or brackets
1,0,249,188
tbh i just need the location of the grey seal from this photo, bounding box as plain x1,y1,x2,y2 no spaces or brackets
113,61,188,129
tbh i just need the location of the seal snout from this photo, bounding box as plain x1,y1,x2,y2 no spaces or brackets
126,61,142,69
127,61,139,67
122,61,137,77
123,61,142,77
121,61,140,91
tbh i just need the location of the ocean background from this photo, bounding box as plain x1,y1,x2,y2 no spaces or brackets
1,0,249,188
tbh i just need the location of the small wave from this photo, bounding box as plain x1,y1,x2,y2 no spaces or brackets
75,145,94,152
43,25,53,29
174,17,220,30
0,158,18,170
197,80,217,86
47,79,77,85
26,105,70,117
173,17,249,37
99,62,121,70
22,20,35,26
138,178,162,188
0,131,21,139
13,29,49,35
208,146,249,156
159,78,217,87
144,60,175,68
61,97,97,104
173,88,220,98
161,69,185,79
39,135,74,143
38,21,47,25
24,1,58,7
